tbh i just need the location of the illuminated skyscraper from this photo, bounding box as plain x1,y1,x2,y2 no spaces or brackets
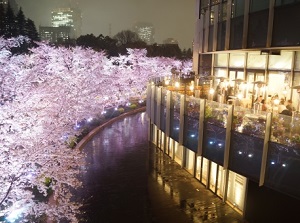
51,7,82,39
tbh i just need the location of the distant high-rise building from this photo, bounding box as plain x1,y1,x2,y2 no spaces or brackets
40,6,82,43
133,22,155,45
39,26,73,43
51,7,82,39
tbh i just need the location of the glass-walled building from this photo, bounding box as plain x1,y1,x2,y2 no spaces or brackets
147,1,300,223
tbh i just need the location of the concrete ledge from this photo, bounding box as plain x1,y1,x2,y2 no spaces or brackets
75,107,146,151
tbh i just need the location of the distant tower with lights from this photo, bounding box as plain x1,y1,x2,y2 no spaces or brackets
40,5,82,43
51,7,82,39
133,22,155,45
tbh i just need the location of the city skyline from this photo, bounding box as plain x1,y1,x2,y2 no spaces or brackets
15,0,196,49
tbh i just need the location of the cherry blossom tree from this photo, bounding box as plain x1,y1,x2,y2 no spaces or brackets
0,37,192,222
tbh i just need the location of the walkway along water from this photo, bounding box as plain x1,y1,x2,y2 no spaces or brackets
74,109,245,223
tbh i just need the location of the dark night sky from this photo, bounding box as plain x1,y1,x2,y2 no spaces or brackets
15,0,196,49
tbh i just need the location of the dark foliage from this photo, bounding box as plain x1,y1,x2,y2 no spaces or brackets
0,3,40,55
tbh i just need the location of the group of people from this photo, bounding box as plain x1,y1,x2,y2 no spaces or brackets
254,95,295,116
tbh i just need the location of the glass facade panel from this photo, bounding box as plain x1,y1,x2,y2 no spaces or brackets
196,156,202,180
203,101,229,165
231,0,245,18
226,171,246,212
200,54,213,76
201,158,209,185
229,131,264,181
292,72,300,109
216,167,226,197
174,142,182,165
272,3,300,47
215,53,228,67
250,0,270,12
295,52,300,70
208,26,214,52
203,122,226,165
152,125,158,145
232,106,267,139
269,51,293,70
247,52,267,69
270,114,297,146
160,89,168,131
153,89,158,125
229,53,245,67
169,138,174,158
275,0,300,6
219,2,227,22
209,162,218,192
268,71,290,102
217,21,226,51
230,16,244,49
185,149,196,175
170,92,181,142
247,10,268,48
265,141,300,200
183,97,200,152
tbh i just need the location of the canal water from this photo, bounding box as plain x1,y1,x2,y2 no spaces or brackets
76,112,244,223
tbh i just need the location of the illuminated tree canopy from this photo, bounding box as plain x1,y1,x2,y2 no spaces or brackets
0,36,192,222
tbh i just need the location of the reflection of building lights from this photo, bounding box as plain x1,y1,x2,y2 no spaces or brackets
271,161,275,165
282,163,286,167
218,143,222,147
238,151,242,154
209,141,214,145
248,154,253,158
191,134,195,137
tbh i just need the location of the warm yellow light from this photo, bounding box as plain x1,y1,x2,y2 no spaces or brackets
165,79,170,85
209,88,215,95
274,99,280,105
238,93,243,99
175,81,180,88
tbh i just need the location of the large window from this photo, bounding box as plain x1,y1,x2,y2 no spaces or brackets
226,171,247,213
215,53,228,67
220,1,228,21
268,51,293,70
231,0,245,18
247,52,267,69
275,0,300,6
229,53,245,67
250,0,270,12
